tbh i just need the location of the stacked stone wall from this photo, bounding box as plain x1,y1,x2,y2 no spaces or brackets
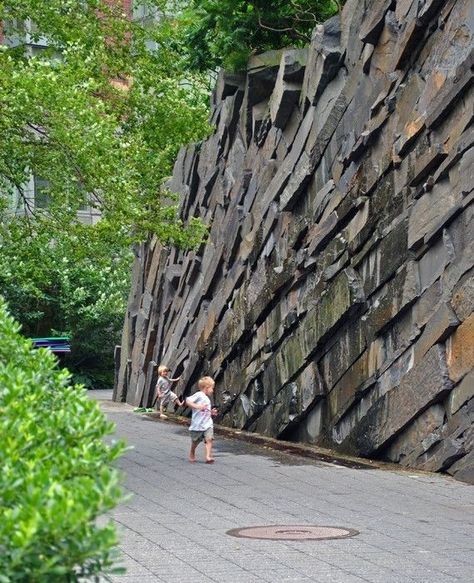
114,0,474,482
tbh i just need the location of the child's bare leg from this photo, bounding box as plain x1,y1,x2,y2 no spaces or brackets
189,441,198,463
205,439,214,463
159,402,167,418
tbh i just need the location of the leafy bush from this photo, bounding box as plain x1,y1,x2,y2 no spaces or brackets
0,298,126,582
177,0,342,71
0,219,132,389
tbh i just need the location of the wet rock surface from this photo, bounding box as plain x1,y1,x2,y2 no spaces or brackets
115,0,474,483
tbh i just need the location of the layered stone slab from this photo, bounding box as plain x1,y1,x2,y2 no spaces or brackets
343,345,453,455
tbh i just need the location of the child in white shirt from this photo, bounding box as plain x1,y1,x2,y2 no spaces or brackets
186,376,218,463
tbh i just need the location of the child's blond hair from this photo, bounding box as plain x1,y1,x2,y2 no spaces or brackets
158,365,169,375
198,376,215,390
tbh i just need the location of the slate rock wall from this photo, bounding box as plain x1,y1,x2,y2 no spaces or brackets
114,0,474,482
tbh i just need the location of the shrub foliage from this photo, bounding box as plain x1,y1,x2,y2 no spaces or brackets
0,299,126,582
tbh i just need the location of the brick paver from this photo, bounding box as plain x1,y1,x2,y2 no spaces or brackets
91,391,474,583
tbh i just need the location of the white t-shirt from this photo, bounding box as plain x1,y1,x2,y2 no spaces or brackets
188,391,212,431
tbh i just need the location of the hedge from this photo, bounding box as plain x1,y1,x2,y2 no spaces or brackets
0,298,126,582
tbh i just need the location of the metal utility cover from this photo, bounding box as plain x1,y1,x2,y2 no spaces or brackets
226,525,359,541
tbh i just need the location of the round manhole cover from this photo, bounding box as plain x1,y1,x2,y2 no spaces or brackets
226,525,359,541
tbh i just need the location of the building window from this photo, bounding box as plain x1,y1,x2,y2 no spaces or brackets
34,175,50,208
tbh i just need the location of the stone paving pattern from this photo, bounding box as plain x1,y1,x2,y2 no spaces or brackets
114,0,474,482
96,393,474,583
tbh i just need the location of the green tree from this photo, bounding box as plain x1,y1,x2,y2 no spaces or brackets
0,298,126,581
0,0,210,238
176,0,342,72
0,1,210,384
0,218,133,386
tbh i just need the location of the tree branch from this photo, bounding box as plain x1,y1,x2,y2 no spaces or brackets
25,122,108,211
1,163,35,235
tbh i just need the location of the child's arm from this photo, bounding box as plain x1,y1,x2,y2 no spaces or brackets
185,397,207,411
169,376,181,383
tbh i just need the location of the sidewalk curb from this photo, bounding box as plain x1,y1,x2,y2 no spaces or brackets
139,410,439,477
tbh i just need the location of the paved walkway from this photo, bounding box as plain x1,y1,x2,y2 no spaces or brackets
90,390,474,583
